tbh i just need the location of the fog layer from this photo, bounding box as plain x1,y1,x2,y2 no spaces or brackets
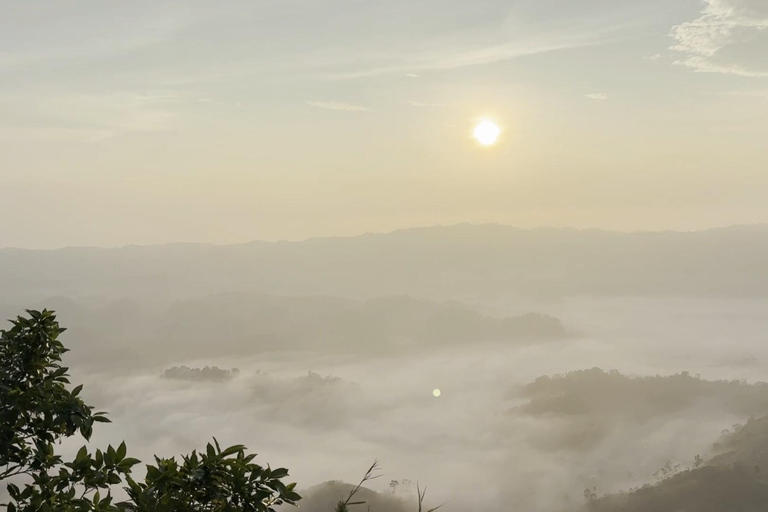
4,226,768,512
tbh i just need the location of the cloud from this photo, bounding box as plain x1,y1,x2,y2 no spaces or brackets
305,101,369,112
408,101,450,108
643,54,663,61
729,90,768,99
324,37,603,80
0,127,113,143
405,74,419,78
0,91,181,141
585,93,609,100
671,0,768,77
316,0,670,81
0,6,192,73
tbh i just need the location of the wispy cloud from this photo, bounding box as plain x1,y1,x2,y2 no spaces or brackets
585,93,608,100
671,0,768,77
729,90,768,99
324,34,613,80
674,57,768,78
408,101,450,108
305,101,369,112
0,91,182,142
643,54,663,61
0,8,191,73
316,0,656,81
0,127,113,143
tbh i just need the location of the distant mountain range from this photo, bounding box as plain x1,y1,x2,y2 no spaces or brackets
2,224,768,300
0,293,565,365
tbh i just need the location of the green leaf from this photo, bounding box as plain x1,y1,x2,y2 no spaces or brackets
285,490,302,502
76,446,88,462
117,441,127,462
270,468,289,479
220,445,247,458
119,457,142,469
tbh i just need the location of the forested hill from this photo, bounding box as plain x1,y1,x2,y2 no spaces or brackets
586,416,768,512
2,224,768,300
0,294,565,365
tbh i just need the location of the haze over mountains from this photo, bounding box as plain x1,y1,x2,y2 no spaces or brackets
4,224,768,511
0,293,564,367
2,224,768,301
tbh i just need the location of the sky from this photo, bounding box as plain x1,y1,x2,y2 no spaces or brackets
1,0,767,249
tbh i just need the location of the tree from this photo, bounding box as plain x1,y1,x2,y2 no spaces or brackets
1,310,300,512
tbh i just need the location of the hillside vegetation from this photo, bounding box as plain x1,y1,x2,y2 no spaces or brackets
585,415,768,512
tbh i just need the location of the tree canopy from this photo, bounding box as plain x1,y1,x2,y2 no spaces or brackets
0,309,300,512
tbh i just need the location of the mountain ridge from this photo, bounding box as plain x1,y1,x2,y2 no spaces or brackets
4,223,768,252
3,223,768,300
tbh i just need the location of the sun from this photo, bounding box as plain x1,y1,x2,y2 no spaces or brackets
473,120,500,146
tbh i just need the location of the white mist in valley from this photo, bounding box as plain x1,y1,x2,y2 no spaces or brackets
56,294,768,512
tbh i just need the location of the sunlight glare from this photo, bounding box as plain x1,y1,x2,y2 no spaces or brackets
473,120,500,146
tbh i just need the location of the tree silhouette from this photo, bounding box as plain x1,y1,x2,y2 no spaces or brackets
1,310,300,512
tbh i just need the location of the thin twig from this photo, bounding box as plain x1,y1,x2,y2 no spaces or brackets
337,460,382,512
416,482,445,512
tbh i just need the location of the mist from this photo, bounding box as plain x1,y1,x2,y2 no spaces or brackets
4,227,768,511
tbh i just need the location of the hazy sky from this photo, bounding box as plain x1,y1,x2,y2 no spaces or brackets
1,0,767,248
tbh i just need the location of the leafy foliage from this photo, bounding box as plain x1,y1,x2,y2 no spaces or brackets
124,439,300,512
0,310,300,512
0,309,110,475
